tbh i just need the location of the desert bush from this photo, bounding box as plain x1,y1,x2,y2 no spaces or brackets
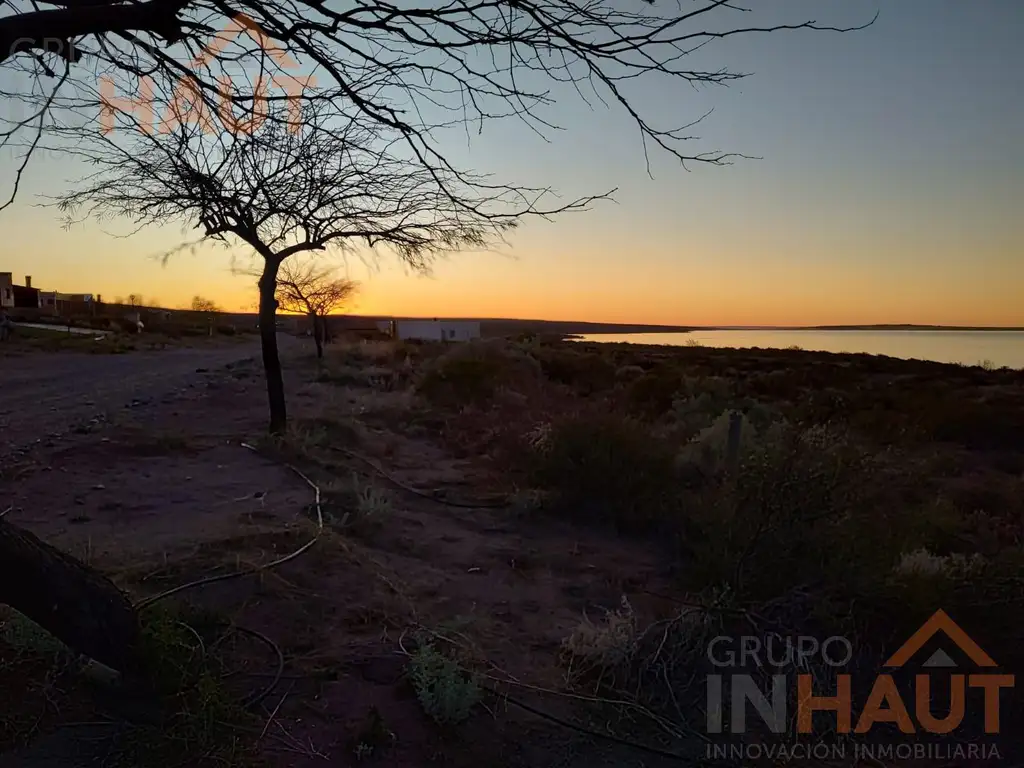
614,364,645,382
417,340,542,406
675,409,760,477
561,595,639,687
560,591,727,746
531,345,618,394
527,413,681,533
626,365,683,418
682,422,923,602
858,544,1024,682
407,643,481,726
319,474,394,534
350,474,394,526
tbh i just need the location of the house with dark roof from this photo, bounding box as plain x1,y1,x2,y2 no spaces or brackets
0,273,40,310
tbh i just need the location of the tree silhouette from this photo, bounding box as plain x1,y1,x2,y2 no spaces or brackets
275,258,357,359
190,295,220,313
56,97,559,433
1,1,874,210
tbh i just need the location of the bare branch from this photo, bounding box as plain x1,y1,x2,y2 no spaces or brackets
2,0,876,208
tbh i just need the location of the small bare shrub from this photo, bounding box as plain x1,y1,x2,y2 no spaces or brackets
353,475,393,520
560,592,725,743
562,596,638,688
323,473,393,533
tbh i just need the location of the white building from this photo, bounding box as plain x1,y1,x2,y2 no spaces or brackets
378,318,481,342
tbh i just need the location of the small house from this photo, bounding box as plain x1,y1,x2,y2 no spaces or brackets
0,273,40,310
379,319,481,342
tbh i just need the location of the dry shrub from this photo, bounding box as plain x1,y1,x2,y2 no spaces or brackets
560,593,726,749
561,596,639,688
416,340,542,407
331,338,404,368
625,365,683,418
531,345,618,394
614,364,645,383
527,413,681,533
319,473,393,535
682,422,943,609
867,543,1024,646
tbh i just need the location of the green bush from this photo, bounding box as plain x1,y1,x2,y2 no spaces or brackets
407,643,481,726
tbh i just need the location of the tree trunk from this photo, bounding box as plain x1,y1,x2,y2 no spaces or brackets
258,259,287,434
0,517,141,674
312,313,324,359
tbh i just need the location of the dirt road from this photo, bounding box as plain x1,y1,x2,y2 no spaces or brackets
0,337,295,453
1,334,315,561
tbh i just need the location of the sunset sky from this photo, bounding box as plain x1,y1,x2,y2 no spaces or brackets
2,0,1021,327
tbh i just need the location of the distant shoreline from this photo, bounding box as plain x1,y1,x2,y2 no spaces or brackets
583,325,1024,333
334,315,1023,336
773,325,1024,332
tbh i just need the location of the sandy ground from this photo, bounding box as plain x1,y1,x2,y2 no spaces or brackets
1,338,679,768
1,338,294,450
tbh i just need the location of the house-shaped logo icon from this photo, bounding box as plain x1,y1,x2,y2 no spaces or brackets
99,12,314,136
884,609,997,669
191,14,301,71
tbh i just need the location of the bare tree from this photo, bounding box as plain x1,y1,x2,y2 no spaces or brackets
56,97,557,433
276,258,357,359
190,295,219,313
1,1,874,211
191,294,220,335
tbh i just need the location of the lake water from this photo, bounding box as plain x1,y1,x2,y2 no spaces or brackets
575,330,1024,370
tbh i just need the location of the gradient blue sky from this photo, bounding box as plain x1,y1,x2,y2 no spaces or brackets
2,0,1021,325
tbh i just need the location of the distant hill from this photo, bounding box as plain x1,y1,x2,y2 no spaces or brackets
331,315,691,337
230,313,1022,334
479,318,691,336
